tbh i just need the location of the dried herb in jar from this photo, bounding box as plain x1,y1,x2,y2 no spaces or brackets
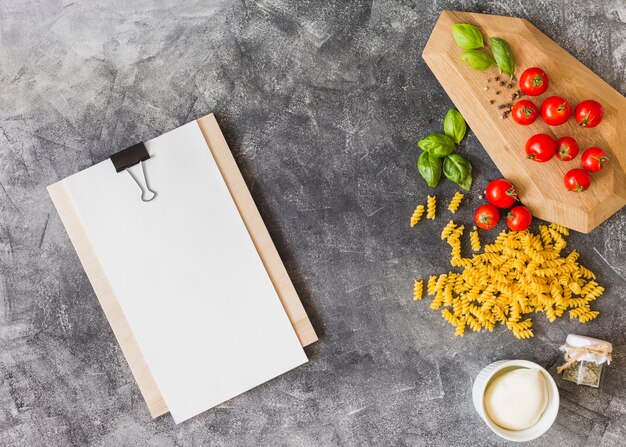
561,361,603,388
557,334,612,388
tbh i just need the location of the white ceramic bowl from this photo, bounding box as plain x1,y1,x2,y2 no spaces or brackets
472,360,559,442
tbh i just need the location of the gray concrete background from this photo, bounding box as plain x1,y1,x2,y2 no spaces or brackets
1,0,625,445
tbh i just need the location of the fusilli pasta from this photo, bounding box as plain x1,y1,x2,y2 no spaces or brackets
410,204,425,227
447,192,464,213
413,280,423,301
411,224,604,339
441,221,457,240
426,195,436,220
470,230,481,252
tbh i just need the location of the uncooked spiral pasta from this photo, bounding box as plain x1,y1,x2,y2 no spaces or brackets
470,230,481,252
413,280,423,301
576,309,599,323
448,236,462,260
539,225,552,248
410,204,425,227
427,275,437,295
411,224,605,339
440,221,457,240
447,192,464,213
426,195,436,220
441,308,458,325
449,225,464,240
550,223,569,236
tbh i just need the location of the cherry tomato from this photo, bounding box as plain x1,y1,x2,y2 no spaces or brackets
519,67,549,96
581,147,608,172
511,100,539,125
555,136,579,161
574,100,604,128
525,134,556,162
474,204,500,230
540,96,572,126
564,168,591,192
485,179,518,209
506,206,533,231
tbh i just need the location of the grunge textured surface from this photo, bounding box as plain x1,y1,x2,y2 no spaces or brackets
1,1,625,446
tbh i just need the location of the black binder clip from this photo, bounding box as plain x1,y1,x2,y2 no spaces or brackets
110,142,157,202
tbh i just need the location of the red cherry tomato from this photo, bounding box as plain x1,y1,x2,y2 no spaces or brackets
556,136,579,161
525,134,557,162
540,96,572,126
474,204,500,230
574,100,604,128
581,147,608,172
485,179,518,209
506,206,533,231
511,100,539,125
564,169,591,192
519,67,549,96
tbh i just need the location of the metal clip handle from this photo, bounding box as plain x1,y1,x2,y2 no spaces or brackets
126,161,157,202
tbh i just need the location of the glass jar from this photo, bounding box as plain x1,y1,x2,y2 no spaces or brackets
558,334,612,388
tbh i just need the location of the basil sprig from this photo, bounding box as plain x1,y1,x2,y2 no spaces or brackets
490,37,515,77
451,24,484,50
443,109,467,144
451,23,515,76
416,109,473,191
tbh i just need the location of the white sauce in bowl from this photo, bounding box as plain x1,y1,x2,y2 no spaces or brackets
484,367,549,431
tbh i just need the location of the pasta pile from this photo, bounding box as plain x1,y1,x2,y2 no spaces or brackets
426,195,437,220
417,223,604,339
410,204,425,227
447,192,464,213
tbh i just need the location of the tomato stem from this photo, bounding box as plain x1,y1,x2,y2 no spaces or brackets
506,187,517,199
594,156,608,166
579,111,593,127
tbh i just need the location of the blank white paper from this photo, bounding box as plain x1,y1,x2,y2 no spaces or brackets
63,121,307,423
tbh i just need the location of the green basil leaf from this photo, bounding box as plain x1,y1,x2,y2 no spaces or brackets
444,154,473,191
459,50,495,71
457,172,473,191
451,24,484,50
443,109,466,144
417,133,455,157
490,37,515,77
443,153,470,182
417,150,442,188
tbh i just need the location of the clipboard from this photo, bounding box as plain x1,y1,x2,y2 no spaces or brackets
48,114,317,419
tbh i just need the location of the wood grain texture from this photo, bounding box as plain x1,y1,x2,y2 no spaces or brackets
423,10,626,233
47,113,317,419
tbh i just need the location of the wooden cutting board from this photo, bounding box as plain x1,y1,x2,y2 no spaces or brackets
423,10,626,233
